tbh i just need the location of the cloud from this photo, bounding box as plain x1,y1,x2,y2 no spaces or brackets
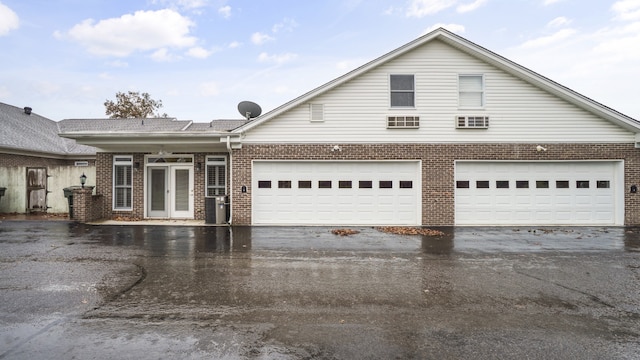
547,16,572,28
186,46,212,58
543,0,564,5
228,41,241,48
0,2,19,36
423,23,466,35
65,9,197,57
150,48,180,62
272,18,298,33
199,81,219,97
406,0,457,17
457,0,488,13
257,52,298,64
251,32,274,45
612,0,640,21
218,5,231,18
519,28,577,48
106,59,129,68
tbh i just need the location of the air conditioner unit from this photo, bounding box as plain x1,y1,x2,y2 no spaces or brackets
456,115,489,129
387,116,420,128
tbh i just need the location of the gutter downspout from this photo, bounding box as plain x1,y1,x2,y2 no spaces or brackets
226,135,233,225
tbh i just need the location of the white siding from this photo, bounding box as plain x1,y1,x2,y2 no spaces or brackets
244,40,634,143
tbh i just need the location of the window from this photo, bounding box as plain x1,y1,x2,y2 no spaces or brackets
278,181,292,189
359,181,373,189
339,181,352,189
390,74,415,107
456,181,470,189
206,157,226,196
298,180,312,189
476,181,490,189
258,181,271,188
496,180,509,189
556,181,569,189
319,181,332,189
597,181,610,189
577,180,590,189
387,116,419,128
536,181,550,189
516,181,529,189
379,181,393,189
400,181,413,189
459,75,484,108
310,104,324,122
113,156,133,210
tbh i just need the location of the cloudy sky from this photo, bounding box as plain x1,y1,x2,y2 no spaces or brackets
0,0,639,122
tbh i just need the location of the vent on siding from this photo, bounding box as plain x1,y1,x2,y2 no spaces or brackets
74,161,89,167
310,104,324,122
387,116,419,128
456,115,489,129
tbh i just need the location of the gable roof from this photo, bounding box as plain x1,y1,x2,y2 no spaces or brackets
0,102,96,158
234,28,640,133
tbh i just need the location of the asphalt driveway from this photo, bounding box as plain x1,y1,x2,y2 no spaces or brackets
0,221,639,359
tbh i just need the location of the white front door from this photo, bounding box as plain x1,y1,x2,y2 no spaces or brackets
170,166,194,219
147,165,194,219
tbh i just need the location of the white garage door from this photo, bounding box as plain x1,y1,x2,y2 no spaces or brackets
455,161,623,226
252,161,421,225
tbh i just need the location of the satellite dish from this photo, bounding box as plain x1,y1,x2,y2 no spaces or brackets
237,101,262,120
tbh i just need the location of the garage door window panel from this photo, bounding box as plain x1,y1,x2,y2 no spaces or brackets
597,181,610,189
379,181,393,189
476,181,490,189
556,181,569,189
319,181,332,189
516,181,529,189
456,181,470,189
577,181,590,189
298,180,312,189
496,181,509,189
258,181,271,188
339,181,352,189
278,181,292,189
536,181,549,189
400,181,413,189
359,181,373,189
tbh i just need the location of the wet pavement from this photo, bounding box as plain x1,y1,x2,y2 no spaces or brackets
0,221,639,359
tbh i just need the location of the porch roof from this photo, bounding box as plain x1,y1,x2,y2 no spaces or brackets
58,118,247,152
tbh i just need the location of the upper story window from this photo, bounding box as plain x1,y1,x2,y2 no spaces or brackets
113,156,133,210
390,74,415,107
459,74,484,108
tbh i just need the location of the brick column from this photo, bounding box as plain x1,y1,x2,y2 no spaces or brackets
72,188,94,222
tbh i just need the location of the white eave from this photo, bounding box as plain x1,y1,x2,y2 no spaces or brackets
60,131,242,152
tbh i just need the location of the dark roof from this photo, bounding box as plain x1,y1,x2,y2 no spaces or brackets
0,102,96,156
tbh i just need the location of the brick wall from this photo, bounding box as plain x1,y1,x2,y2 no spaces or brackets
95,152,227,221
231,143,640,226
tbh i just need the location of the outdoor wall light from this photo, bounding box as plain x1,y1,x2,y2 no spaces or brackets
331,145,342,152
536,145,547,152
134,162,140,170
80,173,87,188
196,162,202,171
631,185,637,193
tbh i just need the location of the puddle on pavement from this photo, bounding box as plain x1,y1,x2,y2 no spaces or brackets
2,221,634,255
70,224,637,256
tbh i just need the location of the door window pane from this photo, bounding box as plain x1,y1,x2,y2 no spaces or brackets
556,181,569,189
476,181,490,188
496,181,509,189
456,181,470,189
